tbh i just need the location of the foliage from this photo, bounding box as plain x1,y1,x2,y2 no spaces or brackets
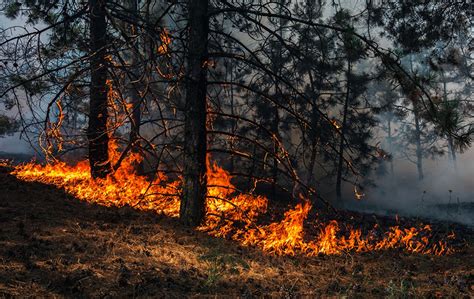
0,114,19,137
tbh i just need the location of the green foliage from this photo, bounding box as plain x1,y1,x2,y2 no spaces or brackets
4,1,22,19
370,1,472,54
0,114,19,137
437,100,462,135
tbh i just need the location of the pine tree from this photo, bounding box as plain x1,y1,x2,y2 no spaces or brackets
180,0,210,226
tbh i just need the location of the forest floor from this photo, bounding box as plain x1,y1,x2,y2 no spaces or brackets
0,166,473,298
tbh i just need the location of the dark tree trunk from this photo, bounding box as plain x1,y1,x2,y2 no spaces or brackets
306,136,318,187
88,0,111,178
387,117,394,176
413,109,424,180
128,0,144,174
247,143,258,188
180,0,209,226
129,71,142,170
306,70,320,187
271,104,280,200
229,59,236,173
336,61,351,201
271,0,285,200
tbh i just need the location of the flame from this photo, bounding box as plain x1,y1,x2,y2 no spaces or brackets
5,51,456,257
157,29,171,55
331,119,342,130
354,186,365,200
202,60,216,69
39,98,65,160
201,157,268,239
238,201,311,256
155,28,181,80
0,159,10,167
11,145,454,256
13,144,181,216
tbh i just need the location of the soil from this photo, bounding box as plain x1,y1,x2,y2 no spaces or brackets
0,166,473,298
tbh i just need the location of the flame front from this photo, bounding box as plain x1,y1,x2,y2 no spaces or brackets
11,148,454,256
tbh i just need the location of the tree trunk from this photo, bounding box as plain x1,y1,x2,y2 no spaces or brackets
271,0,285,200
129,71,143,173
413,109,424,180
88,0,111,178
387,117,394,175
128,0,144,174
271,104,279,200
408,55,424,180
180,0,209,226
306,69,320,187
447,137,457,167
306,136,318,187
229,58,236,173
442,74,457,170
247,143,258,188
336,61,351,201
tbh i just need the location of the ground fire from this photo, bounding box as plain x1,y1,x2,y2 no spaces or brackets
1,0,473,297
11,146,455,256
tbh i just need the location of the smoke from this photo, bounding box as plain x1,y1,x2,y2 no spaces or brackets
344,140,474,227
0,133,32,154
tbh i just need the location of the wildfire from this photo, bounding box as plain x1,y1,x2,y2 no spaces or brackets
354,186,365,200
331,119,342,130
11,145,454,256
0,159,9,167
157,28,171,55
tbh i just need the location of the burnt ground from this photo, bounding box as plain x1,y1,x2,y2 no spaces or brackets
0,166,473,298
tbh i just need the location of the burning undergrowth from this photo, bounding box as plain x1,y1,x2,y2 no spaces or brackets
10,146,460,257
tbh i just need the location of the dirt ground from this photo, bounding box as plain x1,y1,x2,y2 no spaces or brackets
0,167,473,298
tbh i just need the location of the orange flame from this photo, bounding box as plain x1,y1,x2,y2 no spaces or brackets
331,119,342,130
11,145,454,256
354,186,365,200
157,29,171,55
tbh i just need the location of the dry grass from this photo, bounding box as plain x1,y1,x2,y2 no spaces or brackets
0,167,473,298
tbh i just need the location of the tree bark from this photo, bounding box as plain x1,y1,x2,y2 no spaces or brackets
442,74,457,170
271,0,285,200
387,117,394,176
88,0,111,178
306,136,318,187
127,0,144,174
180,0,209,226
271,104,280,200
408,55,424,180
306,69,320,187
336,61,351,201
413,108,424,180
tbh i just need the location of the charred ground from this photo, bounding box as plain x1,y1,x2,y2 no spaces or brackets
0,166,473,297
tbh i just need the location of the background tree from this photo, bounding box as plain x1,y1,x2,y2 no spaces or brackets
0,114,18,137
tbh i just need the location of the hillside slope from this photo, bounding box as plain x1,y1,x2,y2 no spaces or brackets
0,167,472,297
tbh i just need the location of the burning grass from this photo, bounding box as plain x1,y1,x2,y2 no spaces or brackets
10,145,458,257
0,167,472,297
